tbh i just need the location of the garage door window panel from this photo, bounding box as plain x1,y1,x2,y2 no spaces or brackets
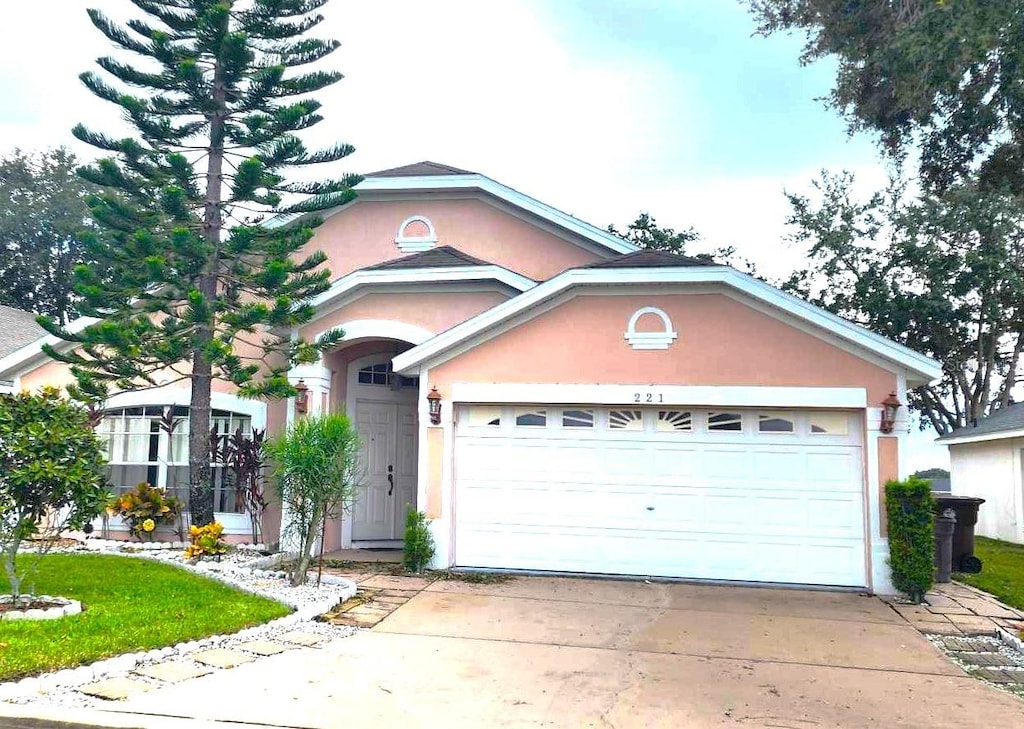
657,410,693,432
758,414,795,433
562,409,594,428
515,409,547,427
708,412,743,432
609,409,644,431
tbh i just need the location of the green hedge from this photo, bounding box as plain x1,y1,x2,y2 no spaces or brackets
885,476,935,602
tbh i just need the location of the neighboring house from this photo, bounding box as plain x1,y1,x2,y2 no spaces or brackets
937,404,1024,544
0,161,942,594
0,304,45,393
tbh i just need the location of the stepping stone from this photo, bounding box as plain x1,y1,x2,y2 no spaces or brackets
134,661,212,683
920,622,963,636
948,615,999,635
329,611,384,628
234,640,291,656
79,677,151,701
958,651,1011,667
191,648,255,669
277,630,326,647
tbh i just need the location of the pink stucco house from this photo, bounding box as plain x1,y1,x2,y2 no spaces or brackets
0,161,941,593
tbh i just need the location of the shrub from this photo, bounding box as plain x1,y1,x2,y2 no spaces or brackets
184,522,228,560
403,509,435,574
107,482,182,540
885,476,936,602
0,387,110,598
265,414,360,586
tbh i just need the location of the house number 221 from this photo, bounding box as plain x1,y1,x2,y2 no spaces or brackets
633,392,664,403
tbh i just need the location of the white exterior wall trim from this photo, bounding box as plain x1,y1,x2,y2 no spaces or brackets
938,428,1024,446
449,383,868,409
392,267,942,384
0,315,98,379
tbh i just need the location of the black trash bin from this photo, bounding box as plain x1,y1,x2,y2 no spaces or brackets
933,495,986,573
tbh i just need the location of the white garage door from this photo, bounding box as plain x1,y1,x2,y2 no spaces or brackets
454,405,867,587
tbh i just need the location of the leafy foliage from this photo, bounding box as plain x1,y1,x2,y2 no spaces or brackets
748,0,1024,193
39,1,359,526
0,388,109,598
0,148,108,324
885,476,936,602
106,482,182,541
783,171,1024,434
225,427,268,544
265,413,360,586
608,213,701,255
403,509,435,574
184,521,229,560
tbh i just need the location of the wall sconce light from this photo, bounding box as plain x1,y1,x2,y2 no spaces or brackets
426,387,442,425
294,379,309,415
880,391,901,434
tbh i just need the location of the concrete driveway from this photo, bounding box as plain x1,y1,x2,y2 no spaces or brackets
19,577,1024,728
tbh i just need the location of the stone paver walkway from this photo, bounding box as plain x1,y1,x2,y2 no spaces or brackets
317,567,437,628
76,630,327,702
884,581,1024,636
930,635,1024,698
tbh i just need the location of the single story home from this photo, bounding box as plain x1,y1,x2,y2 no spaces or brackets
0,304,45,393
0,161,942,593
938,404,1024,544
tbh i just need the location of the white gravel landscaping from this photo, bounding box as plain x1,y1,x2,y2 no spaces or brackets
0,540,358,707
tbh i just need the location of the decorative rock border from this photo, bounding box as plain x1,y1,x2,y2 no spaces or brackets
0,596,81,622
0,544,356,706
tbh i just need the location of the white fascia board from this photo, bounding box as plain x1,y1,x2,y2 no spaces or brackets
393,266,943,383
937,428,1024,446
308,266,536,314
357,174,638,255
0,316,99,379
450,383,867,409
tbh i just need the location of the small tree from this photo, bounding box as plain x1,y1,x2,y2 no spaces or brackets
227,426,268,544
0,388,109,599
265,413,359,586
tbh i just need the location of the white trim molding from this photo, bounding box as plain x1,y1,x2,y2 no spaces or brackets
307,319,434,347
937,428,1024,446
393,266,942,385
624,307,677,350
449,383,868,409
395,215,438,252
102,386,267,430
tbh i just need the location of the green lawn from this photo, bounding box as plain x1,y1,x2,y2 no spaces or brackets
954,536,1024,610
0,553,290,681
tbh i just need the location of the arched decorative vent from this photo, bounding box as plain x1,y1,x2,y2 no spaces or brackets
624,307,678,350
395,215,438,253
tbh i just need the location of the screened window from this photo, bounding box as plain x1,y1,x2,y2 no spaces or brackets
98,406,252,514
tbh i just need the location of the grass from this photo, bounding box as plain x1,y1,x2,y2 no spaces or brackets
0,553,291,681
954,536,1024,610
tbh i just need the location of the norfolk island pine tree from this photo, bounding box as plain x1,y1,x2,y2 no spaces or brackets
38,0,359,527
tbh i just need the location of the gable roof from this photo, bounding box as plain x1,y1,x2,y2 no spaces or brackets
365,161,474,178
937,402,1024,445
585,249,718,269
0,304,45,359
392,264,943,385
363,246,495,272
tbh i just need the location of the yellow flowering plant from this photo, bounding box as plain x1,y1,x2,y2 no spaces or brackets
106,483,182,540
184,522,228,560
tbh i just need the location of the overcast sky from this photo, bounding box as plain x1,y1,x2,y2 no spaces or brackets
0,0,946,469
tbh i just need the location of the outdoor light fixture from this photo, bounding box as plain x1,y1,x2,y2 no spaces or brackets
426,387,442,425
879,391,901,434
294,379,309,415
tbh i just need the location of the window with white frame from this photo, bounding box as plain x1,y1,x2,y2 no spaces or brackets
97,406,252,514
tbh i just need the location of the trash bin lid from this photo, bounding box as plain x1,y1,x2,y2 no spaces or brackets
934,494,986,506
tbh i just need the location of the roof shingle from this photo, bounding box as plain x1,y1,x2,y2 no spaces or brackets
0,304,45,359
364,161,474,178
937,402,1024,442
363,245,494,271
585,249,719,269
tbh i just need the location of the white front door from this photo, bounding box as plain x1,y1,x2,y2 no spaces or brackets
352,400,419,541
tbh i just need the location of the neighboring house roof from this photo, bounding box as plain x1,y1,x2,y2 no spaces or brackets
392,264,943,385
364,161,474,178
0,304,45,359
585,250,718,269
936,402,1024,445
363,246,495,271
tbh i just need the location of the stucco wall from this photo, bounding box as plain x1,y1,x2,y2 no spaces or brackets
307,198,606,281
950,440,1024,543
302,290,509,342
430,292,898,402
